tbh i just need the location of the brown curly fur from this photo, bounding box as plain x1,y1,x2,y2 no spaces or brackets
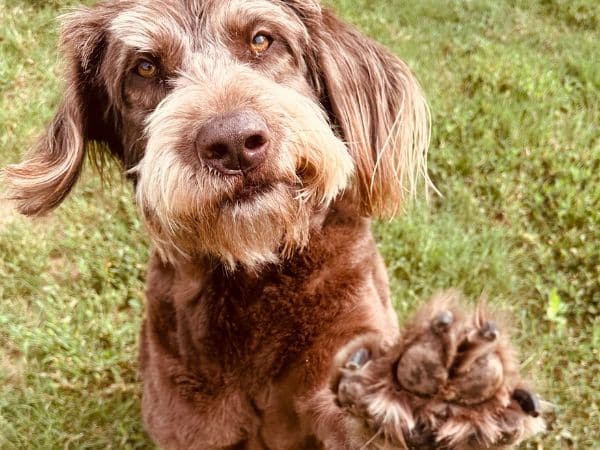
3,1,543,449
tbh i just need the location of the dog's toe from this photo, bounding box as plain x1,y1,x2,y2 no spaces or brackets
338,348,372,409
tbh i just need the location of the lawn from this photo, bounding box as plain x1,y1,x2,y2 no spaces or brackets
0,0,598,448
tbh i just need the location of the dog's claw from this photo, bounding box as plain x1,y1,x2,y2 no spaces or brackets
432,310,453,333
479,320,499,341
513,388,541,417
345,348,371,370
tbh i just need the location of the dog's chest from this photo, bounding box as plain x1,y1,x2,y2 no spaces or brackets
178,261,363,389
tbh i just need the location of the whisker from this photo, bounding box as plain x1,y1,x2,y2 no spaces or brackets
360,428,383,449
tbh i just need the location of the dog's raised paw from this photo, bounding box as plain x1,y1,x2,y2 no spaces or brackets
334,291,545,449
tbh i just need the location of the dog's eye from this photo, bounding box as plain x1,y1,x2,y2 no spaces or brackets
136,60,157,78
250,33,272,54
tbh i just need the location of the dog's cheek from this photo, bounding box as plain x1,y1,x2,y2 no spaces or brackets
270,90,354,205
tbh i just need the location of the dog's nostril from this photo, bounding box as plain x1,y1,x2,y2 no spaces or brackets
244,134,267,151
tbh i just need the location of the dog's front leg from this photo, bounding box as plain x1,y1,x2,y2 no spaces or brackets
327,292,546,449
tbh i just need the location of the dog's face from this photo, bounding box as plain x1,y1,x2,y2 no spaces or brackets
5,0,430,270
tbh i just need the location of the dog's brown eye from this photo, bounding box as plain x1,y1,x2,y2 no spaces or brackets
250,33,272,54
137,60,157,78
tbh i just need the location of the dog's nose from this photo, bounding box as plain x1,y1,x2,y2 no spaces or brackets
196,111,269,174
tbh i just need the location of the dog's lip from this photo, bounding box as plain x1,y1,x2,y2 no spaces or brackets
221,181,279,206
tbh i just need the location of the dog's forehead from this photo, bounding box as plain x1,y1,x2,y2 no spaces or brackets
108,0,310,54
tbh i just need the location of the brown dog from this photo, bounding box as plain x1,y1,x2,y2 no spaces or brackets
4,1,544,448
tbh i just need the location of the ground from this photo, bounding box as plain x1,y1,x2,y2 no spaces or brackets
0,0,598,448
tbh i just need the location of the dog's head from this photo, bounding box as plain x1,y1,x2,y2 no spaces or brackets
4,0,430,270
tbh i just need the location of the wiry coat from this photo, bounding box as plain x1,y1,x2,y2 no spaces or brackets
3,1,544,449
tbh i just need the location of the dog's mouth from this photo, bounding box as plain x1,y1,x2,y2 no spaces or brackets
220,179,280,207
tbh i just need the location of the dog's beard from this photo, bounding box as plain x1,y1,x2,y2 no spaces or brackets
142,180,312,270
135,69,354,270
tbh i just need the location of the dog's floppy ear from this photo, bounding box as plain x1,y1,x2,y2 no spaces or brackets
4,7,111,216
315,11,432,217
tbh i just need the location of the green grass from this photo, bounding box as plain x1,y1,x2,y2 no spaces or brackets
1,0,598,448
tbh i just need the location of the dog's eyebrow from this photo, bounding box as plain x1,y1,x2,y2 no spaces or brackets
220,1,308,37
109,7,192,54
